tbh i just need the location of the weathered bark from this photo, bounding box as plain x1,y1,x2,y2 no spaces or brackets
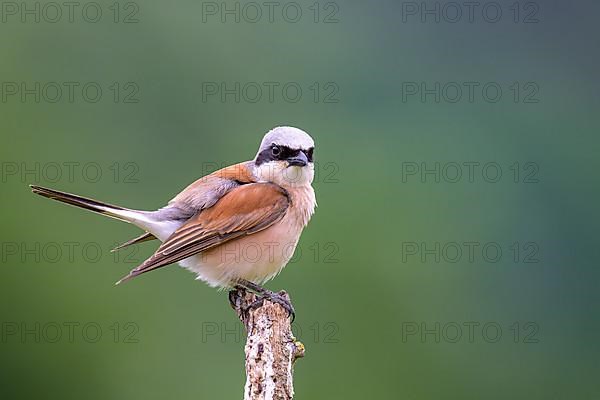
230,288,305,400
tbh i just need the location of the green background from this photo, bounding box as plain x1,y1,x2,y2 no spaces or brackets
1,0,599,398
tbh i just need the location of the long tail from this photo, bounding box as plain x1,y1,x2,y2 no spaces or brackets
31,184,133,222
30,185,157,249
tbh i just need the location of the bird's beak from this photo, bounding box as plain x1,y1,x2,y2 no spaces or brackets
287,151,308,167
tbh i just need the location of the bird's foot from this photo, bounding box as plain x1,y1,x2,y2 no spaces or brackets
249,290,295,322
230,280,295,322
228,285,246,310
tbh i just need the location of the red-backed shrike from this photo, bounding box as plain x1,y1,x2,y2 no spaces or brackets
31,126,316,315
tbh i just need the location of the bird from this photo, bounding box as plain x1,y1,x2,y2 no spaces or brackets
30,126,316,316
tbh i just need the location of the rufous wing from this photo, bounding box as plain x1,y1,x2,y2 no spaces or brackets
116,183,289,284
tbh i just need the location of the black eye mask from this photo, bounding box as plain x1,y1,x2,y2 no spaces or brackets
255,145,314,166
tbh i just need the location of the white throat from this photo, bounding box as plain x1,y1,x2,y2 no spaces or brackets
253,161,315,188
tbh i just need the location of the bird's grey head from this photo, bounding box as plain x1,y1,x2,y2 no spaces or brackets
254,126,315,187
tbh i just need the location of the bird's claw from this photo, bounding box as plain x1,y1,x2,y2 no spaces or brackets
229,282,295,322
249,290,296,322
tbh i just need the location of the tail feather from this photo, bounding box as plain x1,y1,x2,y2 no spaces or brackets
30,184,133,223
30,184,180,250
111,232,156,252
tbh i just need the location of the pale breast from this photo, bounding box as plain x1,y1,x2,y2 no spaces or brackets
179,184,316,288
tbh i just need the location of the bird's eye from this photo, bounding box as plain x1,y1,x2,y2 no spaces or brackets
271,145,281,157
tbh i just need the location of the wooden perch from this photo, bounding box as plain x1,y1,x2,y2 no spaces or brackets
230,288,305,400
